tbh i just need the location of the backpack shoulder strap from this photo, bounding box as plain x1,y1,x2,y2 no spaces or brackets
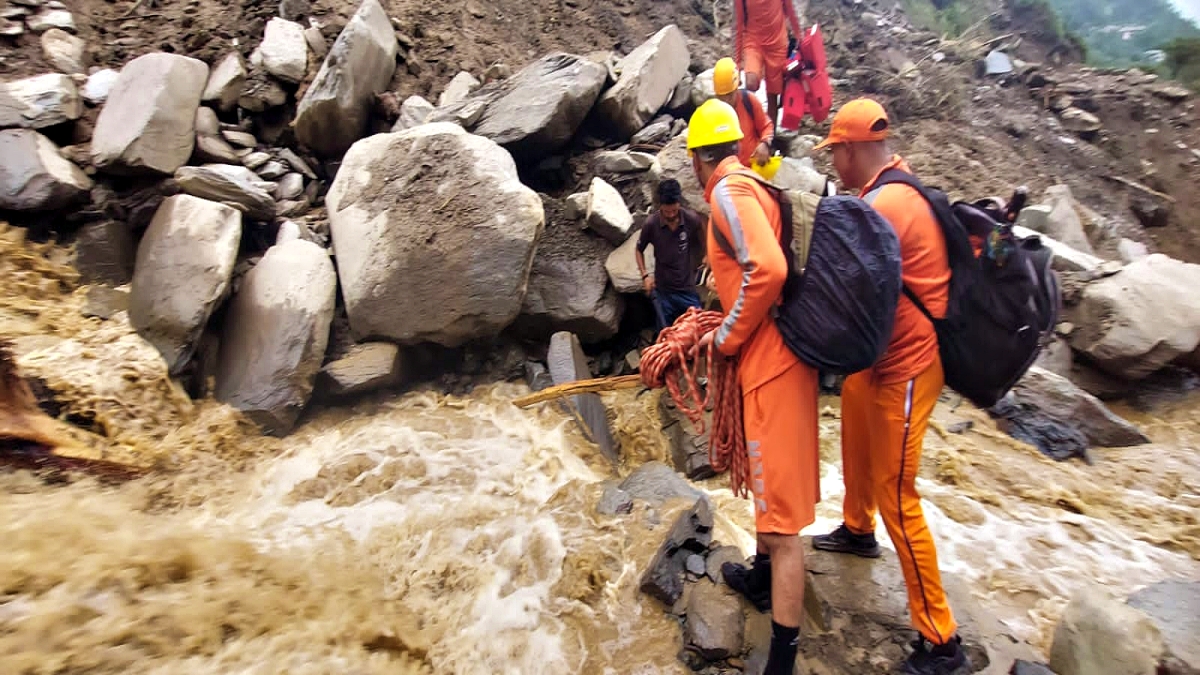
728,170,797,277
869,168,959,235
709,171,797,278
865,168,942,321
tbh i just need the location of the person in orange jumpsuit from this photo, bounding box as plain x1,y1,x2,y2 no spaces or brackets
687,99,820,675
712,57,775,167
734,0,802,128
811,98,969,675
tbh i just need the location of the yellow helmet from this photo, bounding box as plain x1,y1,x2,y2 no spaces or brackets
713,57,739,96
687,99,744,151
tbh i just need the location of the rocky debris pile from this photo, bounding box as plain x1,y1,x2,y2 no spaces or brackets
6,0,1198,451
1,1,723,439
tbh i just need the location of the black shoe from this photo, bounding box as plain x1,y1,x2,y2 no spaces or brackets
721,560,771,613
812,523,882,558
902,635,970,675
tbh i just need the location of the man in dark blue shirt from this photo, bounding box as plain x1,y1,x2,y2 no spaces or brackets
636,179,705,330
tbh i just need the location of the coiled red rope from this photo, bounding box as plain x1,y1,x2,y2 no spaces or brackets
640,307,750,498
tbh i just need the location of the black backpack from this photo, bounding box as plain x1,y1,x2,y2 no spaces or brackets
711,171,902,375
871,169,1061,409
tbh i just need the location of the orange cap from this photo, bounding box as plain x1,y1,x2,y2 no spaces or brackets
813,98,891,150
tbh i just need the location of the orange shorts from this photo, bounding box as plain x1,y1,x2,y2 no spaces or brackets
743,34,789,95
743,359,820,535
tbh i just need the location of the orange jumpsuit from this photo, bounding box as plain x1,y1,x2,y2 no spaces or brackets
842,155,958,645
705,156,820,535
734,0,802,95
733,91,775,166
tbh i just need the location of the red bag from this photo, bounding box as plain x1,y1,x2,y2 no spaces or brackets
780,59,807,131
799,24,832,123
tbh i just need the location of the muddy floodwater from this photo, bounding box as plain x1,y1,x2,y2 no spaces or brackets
2,225,1199,673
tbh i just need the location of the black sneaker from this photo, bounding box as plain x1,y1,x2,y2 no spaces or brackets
812,523,883,558
902,635,970,675
721,560,771,613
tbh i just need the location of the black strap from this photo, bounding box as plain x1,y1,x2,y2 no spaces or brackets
901,285,935,324
869,168,945,324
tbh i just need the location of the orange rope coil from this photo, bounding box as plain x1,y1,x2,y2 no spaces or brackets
640,307,750,498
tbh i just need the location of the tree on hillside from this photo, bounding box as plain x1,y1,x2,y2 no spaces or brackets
1165,36,1200,88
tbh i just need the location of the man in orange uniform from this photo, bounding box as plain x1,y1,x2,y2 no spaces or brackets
734,0,801,127
712,57,774,167
687,99,820,675
812,98,969,675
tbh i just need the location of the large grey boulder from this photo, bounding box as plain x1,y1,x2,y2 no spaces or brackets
650,133,708,216
250,17,308,84
92,53,209,175
631,117,674,146
1067,254,1200,379
690,68,715,108
26,9,75,32
469,53,608,162
795,540,1039,673
594,25,691,140
130,195,242,374
640,499,713,607
990,366,1149,456
294,0,396,157
326,123,544,346
606,233,653,293
437,71,480,107
82,69,120,106
547,331,618,462
1012,224,1104,273
40,28,87,74
515,218,622,342
73,220,135,286
1127,581,1200,675
202,52,246,112
1021,186,1095,255
317,342,405,398
1049,585,1165,675
175,164,277,221
1060,107,1102,138
585,177,633,245
593,150,655,173
215,239,336,435
618,460,705,507
660,390,715,479
391,94,433,132
0,128,92,211
685,580,744,660
0,73,82,130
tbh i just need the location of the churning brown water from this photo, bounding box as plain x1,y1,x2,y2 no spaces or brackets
2,224,1198,673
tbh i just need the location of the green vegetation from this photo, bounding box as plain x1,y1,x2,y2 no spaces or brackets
1164,36,1200,88
901,0,1198,72
899,0,994,37
900,0,1085,55
1043,0,1200,67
